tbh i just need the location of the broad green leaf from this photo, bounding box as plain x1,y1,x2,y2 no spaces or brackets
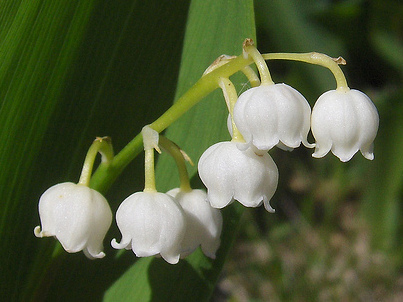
104,0,255,301
0,1,98,300
0,0,190,300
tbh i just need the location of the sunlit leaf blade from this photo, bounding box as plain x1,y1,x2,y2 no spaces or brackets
0,1,98,300
0,0,190,300
104,0,255,301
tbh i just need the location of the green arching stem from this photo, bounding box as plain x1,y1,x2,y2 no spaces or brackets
89,54,254,193
159,136,192,192
204,55,260,87
262,52,349,91
143,148,156,192
243,40,274,86
218,77,245,143
241,66,260,87
78,137,114,186
148,55,254,133
88,49,350,194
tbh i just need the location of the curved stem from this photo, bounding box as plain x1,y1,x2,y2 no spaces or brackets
241,66,260,87
159,136,192,192
262,52,349,91
243,39,274,85
148,56,254,133
218,77,245,143
78,137,113,186
89,54,253,193
88,49,350,194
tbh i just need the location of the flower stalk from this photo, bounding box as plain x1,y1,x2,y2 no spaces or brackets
243,39,274,86
78,137,113,187
262,52,349,91
218,77,245,143
158,136,192,193
142,126,161,192
89,54,254,193
241,65,261,87
89,41,351,194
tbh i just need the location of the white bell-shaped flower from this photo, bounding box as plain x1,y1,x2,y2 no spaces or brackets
111,191,186,264
34,182,112,259
233,83,313,151
311,89,379,162
198,141,278,212
166,188,223,259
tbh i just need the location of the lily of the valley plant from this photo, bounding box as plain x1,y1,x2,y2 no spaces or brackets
34,39,379,263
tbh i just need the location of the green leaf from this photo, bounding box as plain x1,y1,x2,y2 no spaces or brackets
0,0,191,300
0,1,98,300
104,0,255,301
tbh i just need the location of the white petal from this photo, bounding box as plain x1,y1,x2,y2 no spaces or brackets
111,238,131,250
360,143,374,160
83,189,113,258
167,188,223,258
198,143,236,208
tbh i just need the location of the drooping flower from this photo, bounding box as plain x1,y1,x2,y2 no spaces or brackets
198,141,278,212
34,182,112,259
233,83,313,151
167,188,223,259
311,89,379,162
111,191,186,264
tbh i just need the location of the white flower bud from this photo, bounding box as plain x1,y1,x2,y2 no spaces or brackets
233,84,313,151
111,191,186,264
166,188,223,259
34,182,112,259
198,141,278,212
311,89,379,162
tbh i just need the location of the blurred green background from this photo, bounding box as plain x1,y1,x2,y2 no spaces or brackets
0,0,401,301
217,0,403,301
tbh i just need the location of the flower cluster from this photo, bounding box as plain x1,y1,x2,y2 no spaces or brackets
110,127,222,264
232,85,379,162
197,40,379,214
34,131,222,264
111,189,222,264
34,40,379,265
